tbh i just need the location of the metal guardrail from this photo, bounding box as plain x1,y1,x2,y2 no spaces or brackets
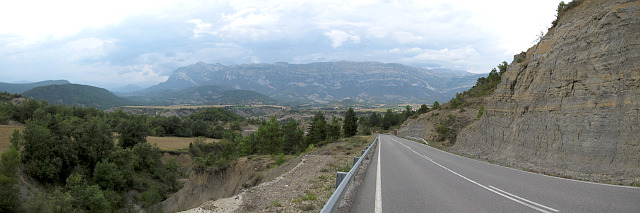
320,135,379,213
406,136,429,145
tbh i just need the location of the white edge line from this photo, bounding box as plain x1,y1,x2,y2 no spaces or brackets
397,137,639,189
488,185,559,212
375,136,382,213
391,137,556,213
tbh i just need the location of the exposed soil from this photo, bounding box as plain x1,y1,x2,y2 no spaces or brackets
175,136,373,213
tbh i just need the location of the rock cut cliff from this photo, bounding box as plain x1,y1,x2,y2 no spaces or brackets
453,0,640,184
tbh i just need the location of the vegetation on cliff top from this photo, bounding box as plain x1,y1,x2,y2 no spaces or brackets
425,61,509,145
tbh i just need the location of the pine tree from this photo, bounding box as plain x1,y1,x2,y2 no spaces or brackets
307,111,327,146
382,109,394,130
343,107,358,137
254,116,283,154
282,120,304,154
327,117,341,140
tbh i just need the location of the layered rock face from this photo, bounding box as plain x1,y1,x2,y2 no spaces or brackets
454,0,640,183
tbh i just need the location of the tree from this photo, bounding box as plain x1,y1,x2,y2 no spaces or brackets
497,61,508,76
254,116,283,154
21,121,77,183
76,117,114,173
382,109,394,130
432,101,440,110
131,142,161,172
66,173,111,212
0,147,20,212
307,111,327,146
238,135,257,155
327,117,341,141
418,104,429,114
93,160,125,192
282,120,304,154
402,105,414,120
342,107,358,137
117,115,149,148
369,112,381,127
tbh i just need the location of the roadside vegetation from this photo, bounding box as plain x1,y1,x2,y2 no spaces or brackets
416,61,509,146
358,104,431,134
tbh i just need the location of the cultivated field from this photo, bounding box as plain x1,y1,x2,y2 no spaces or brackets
1,125,216,153
120,104,288,110
147,136,219,151
0,125,23,153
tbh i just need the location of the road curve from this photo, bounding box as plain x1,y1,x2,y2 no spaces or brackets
348,134,640,213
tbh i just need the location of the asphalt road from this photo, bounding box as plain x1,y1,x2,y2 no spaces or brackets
348,134,640,213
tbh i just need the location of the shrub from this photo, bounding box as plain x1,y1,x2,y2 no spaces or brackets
275,153,286,166
0,147,21,212
477,106,485,118
140,184,164,208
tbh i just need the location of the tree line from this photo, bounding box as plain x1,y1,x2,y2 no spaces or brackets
188,108,360,170
358,104,433,133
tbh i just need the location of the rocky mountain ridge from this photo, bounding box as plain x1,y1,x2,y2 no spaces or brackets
146,61,483,104
452,0,640,184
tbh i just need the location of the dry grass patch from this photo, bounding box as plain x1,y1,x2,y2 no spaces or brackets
147,136,219,151
0,125,23,153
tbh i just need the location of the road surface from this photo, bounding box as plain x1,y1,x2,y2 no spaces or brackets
348,134,640,213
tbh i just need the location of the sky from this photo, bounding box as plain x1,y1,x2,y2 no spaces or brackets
0,0,560,90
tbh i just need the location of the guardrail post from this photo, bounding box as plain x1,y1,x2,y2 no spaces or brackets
361,150,365,156
336,172,347,189
353,156,360,166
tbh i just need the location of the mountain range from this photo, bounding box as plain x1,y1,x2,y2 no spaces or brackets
2,61,485,108
0,80,70,94
145,61,484,104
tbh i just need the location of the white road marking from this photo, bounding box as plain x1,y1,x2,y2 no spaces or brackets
389,137,559,213
375,136,382,213
489,185,559,212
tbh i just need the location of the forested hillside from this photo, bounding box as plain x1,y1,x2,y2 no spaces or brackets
22,84,131,109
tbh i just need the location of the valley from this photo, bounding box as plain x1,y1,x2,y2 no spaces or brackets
1,0,639,212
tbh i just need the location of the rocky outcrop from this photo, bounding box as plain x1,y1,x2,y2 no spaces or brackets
453,0,640,184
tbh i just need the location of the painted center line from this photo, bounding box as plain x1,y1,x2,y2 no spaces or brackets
390,137,559,213
375,136,382,213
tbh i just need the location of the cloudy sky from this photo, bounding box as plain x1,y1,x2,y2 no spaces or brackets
0,0,559,90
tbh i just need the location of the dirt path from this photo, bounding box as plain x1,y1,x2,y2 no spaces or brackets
179,137,373,212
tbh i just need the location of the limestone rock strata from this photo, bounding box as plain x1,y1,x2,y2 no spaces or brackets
453,0,640,184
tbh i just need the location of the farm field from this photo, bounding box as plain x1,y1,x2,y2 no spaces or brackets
0,125,23,153
147,136,219,151
1,125,217,153
120,104,288,110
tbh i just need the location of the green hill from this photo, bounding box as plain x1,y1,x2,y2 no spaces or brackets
129,85,279,105
0,80,70,94
23,84,131,109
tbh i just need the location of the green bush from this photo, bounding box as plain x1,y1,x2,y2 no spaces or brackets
275,153,286,166
477,106,485,118
140,184,164,208
93,160,125,191
0,147,21,212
